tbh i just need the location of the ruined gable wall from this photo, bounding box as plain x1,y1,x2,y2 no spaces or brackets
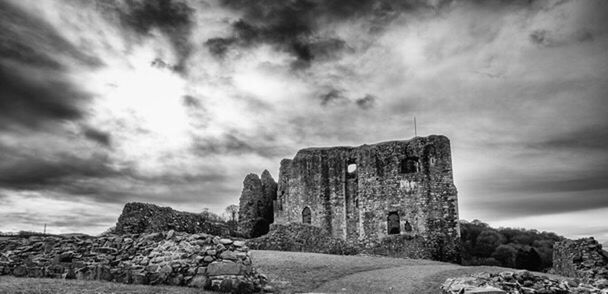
238,171,277,238
275,147,353,238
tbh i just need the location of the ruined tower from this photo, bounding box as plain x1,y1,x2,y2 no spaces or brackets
238,170,277,238
273,135,460,260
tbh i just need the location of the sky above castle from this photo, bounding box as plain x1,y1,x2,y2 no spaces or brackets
0,0,606,242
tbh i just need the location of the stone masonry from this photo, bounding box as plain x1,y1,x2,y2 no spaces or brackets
552,237,608,283
0,231,268,293
238,170,277,238
115,202,229,236
272,135,460,262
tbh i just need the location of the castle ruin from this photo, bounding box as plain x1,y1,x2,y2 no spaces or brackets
239,135,461,261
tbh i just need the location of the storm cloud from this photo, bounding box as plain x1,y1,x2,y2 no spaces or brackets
0,0,607,241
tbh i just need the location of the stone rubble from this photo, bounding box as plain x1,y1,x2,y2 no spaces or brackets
0,230,270,293
441,271,608,294
115,202,230,236
552,237,608,283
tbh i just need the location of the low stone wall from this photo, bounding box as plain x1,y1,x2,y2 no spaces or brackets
0,231,267,293
115,202,230,236
362,234,432,259
246,223,359,255
552,237,608,282
441,271,608,294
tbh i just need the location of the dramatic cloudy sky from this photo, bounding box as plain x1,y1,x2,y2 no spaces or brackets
0,0,606,243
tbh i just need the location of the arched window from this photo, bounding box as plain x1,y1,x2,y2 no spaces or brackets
347,163,357,173
346,160,357,178
302,207,311,224
387,211,400,234
400,157,419,174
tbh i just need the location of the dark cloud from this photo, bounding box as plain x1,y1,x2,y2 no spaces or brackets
192,133,290,158
526,125,608,152
0,67,89,130
110,0,195,71
0,1,99,130
0,151,119,191
488,168,608,195
474,190,608,219
356,94,377,109
318,90,377,109
319,89,347,106
212,0,558,67
0,2,103,70
212,0,437,68
182,95,202,108
205,37,236,58
529,29,595,47
83,127,112,147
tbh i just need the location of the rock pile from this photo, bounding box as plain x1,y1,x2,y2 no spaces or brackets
0,231,269,293
552,237,608,283
246,223,359,255
115,202,230,236
441,271,608,294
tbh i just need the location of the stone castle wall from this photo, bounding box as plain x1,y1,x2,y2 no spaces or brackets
0,231,266,293
115,202,229,236
273,135,460,262
552,237,608,282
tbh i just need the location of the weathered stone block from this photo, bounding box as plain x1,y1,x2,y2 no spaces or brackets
189,274,209,288
207,261,241,276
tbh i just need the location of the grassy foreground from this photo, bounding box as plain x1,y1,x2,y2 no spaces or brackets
0,276,209,294
0,250,559,294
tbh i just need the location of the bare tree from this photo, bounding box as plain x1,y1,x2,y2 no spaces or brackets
225,204,239,222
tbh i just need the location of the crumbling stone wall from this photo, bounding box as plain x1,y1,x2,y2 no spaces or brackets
552,237,608,282
115,202,229,236
238,170,277,238
0,231,267,293
273,135,460,262
246,223,359,255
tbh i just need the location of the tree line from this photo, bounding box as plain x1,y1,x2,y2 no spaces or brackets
460,219,564,271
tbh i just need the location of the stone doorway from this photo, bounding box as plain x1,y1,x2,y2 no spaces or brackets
387,211,400,234
302,207,311,224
